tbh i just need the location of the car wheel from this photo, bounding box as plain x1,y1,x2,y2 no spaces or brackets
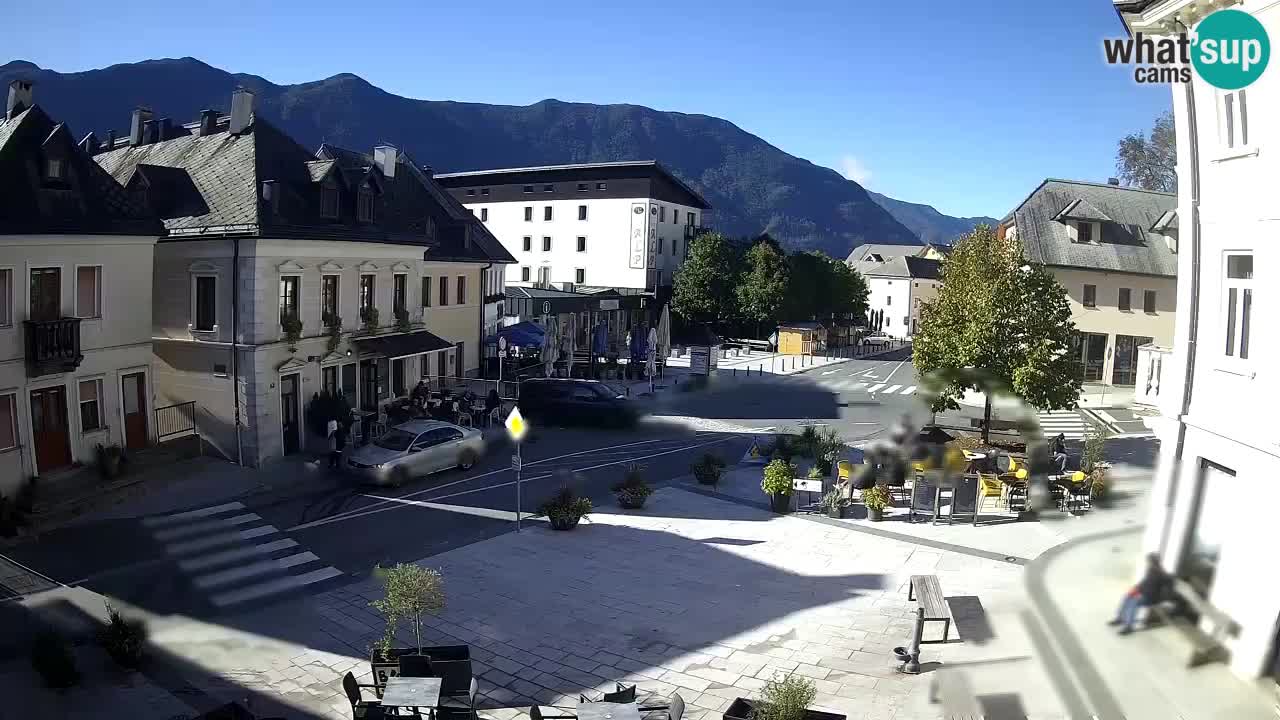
391,467,412,487
457,451,478,471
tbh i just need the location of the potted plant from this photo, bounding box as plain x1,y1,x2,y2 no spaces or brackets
612,464,652,509
862,484,892,522
368,563,446,684
691,453,726,486
96,443,123,480
761,459,795,514
360,306,380,332
539,486,592,530
323,314,343,353
98,601,147,670
723,672,845,720
281,312,303,350
819,488,848,519
394,307,413,333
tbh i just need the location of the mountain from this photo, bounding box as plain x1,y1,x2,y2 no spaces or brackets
0,57,975,256
866,191,997,245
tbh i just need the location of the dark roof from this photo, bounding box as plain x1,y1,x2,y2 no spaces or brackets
353,329,454,360
436,160,711,210
779,321,824,331
0,105,161,235
1052,198,1113,223
1007,179,1177,277
845,242,925,264
861,255,941,280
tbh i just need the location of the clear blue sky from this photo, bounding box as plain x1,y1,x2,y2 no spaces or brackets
4,0,1170,219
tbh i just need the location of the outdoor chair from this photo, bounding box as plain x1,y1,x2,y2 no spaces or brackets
976,473,1003,513
1065,471,1093,512
530,705,576,720
398,654,434,678
583,683,637,704
343,671,390,720
436,706,477,720
667,693,685,720
435,659,478,709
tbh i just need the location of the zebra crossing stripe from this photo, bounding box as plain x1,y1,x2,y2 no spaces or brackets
178,538,300,572
153,513,263,542
868,384,887,392
210,567,344,608
194,551,321,589
164,525,278,556
902,386,917,395
142,502,246,528
884,384,902,394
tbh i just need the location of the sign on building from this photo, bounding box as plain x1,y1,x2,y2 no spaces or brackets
629,203,647,269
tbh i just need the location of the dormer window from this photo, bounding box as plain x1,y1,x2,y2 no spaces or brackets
46,157,65,181
1077,221,1094,243
320,180,340,219
357,188,376,223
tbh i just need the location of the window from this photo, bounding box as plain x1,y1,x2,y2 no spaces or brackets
575,268,585,284
1083,284,1097,308
360,274,375,312
465,188,475,196
658,237,664,255
76,266,101,318
1219,89,1249,150
194,275,216,331
577,236,587,252
1077,222,1093,243
578,205,587,221
537,266,551,285
577,183,588,191
672,240,679,257
673,209,680,225
480,207,488,222
596,182,607,190
543,206,553,221
542,236,552,252
0,268,11,327
0,394,16,451
688,213,697,227
439,276,449,306
659,206,666,222
456,275,466,305
357,189,376,223
1118,287,1132,311
523,236,532,252
523,185,534,193
543,184,554,192
279,275,300,321
79,378,103,433
421,276,432,308
524,206,533,222
1144,290,1157,314
322,275,339,326
393,274,407,315
322,366,338,395
392,358,406,397
481,188,489,196
886,295,892,306
320,182,339,218
213,363,228,377
1223,253,1253,359
521,267,531,282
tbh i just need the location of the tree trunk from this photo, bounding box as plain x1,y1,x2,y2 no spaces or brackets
982,396,993,444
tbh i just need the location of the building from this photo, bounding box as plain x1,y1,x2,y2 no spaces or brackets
861,256,942,338
776,322,826,356
0,80,162,490
92,90,505,466
999,178,1178,388
1117,0,1280,688
436,162,711,294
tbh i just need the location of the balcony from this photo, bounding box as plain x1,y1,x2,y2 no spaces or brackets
684,225,711,241
24,317,83,377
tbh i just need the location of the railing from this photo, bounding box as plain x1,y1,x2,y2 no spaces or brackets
23,317,83,377
155,401,198,442
684,225,711,241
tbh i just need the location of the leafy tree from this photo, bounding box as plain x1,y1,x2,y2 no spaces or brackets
1116,111,1177,192
781,251,866,323
737,239,790,336
828,260,870,320
914,225,1082,442
673,232,740,327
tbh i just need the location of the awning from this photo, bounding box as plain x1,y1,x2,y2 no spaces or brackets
354,330,454,360
484,320,545,348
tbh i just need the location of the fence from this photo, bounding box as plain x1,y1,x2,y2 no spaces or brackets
154,401,204,456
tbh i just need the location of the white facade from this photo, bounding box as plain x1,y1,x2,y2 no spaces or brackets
1121,0,1280,684
864,274,939,338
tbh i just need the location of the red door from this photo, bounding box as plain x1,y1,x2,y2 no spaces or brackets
30,386,72,473
121,372,148,451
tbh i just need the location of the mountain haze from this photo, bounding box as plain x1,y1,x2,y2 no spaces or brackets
1,57,986,255
866,191,997,245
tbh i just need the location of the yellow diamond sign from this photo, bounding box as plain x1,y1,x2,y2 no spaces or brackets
504,406,529,442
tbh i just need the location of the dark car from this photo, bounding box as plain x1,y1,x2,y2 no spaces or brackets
517,378,638,427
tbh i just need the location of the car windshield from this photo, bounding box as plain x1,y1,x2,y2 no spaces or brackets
374,429,416,451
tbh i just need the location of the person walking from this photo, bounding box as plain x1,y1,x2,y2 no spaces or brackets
329,420,348,470
1109,553,1169,634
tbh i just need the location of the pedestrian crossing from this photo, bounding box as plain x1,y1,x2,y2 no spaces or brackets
1037,410,1092,440
814,378,919,396
142,501,342,610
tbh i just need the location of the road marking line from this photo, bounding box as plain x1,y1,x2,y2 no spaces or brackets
142,502,246,528
178,539,300,572
361,496,547,523
884,359,909,383
165,525,277,556
210,567,343,608
194,551,320,589
868,384,887,392
902,385,917,395
152,513,262,542
884,384,902,394
850,382,868,390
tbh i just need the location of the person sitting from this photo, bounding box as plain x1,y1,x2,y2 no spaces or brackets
1109,553,1170,634
1052,433,1069,475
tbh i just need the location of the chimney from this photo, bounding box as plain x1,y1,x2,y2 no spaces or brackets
374,145,397,179
229,88,254,136
106,129,117,150
6,80,33,120
79,132,100,155
142,119,158,145
130,107,153,146
1107,177,1120,186
420,164,434,178
198,109,219,136
261,180,279,215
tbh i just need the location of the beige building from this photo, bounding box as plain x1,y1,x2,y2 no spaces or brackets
92,90,512,466
0,84,162,491
1000,179,1177,388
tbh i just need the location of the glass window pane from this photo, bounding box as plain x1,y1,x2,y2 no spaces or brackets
1240,288,1251,360
0,269,11,326
123,375,140,414
1227,254,1253,279
0,395,15,449
79,379,98,402
1225,287,1237,356
78,266,99,317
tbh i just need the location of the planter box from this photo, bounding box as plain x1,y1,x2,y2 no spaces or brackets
724,698,845,720
769,493,792,514
617,495,647,509
368,645,470,695
549,515,582,531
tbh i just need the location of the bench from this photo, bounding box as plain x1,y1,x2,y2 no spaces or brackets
1148,579,1237,668
907,574,952,642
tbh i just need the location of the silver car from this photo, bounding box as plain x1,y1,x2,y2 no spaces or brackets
344,420,485,486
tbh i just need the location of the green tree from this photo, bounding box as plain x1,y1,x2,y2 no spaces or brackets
737,239,790,336
673,232,740,327
781,251,868,324
1116,111,1177,192
914,225,1082,442
828,260,870,320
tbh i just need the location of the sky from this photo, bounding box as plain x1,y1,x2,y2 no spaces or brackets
2,0,1171,220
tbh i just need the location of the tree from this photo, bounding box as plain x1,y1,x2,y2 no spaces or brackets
672,232,740,327
737,239,790,336
913,225,1082,442
828,260,870,320
1116,111,1177,192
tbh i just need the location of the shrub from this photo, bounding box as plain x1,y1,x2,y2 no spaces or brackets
360,306,381,331
819,488,848,512
539,486,593,523
691,453,725,485
324,314,343,353
612,464,653,506
798,426,821,458
370,563,446,656
807,465,824,480
31,630,79,689
96,443,124,480
761,459,795,496
394,307,412,333
281,312,303,348
752,673,816,720
98,602,147,669
862,484,892,512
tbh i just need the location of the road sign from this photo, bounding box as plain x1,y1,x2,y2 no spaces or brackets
511,454,522,471
498,350,507,358
504,406,528,442
543,301,551,314
793,478,823,493
498,336,508,351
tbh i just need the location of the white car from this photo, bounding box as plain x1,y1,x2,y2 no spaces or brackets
860,333,893,346
344,420,485,486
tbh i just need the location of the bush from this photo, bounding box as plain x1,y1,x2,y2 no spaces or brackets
31,630,79,689
798,426,821,458
98,602,147,669
394,307,412,333
862,485,892,512
752,673,816,720
761,459,795,496
806,465,824,480
539,486,592,523
612,464,653,507
370,563,446,656
361,306,380,331
819,488,847,512
691,453,725,485
281,312,303,348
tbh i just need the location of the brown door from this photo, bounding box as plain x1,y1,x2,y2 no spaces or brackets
121,372,148,451
30,386,72,473
280,373,300,455
30,268,61,321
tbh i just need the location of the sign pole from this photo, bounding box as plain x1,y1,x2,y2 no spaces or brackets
504,406,529,533
515,441,522,532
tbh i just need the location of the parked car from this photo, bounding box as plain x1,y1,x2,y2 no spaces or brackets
345,420,485,486
518,378,638,427
860,332,893,347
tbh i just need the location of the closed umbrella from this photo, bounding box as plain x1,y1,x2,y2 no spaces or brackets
657,304,672,360
542,316,559,377
646,326,658,380
565,313,576,378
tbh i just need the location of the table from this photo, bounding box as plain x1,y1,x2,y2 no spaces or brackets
381,676,441,716
577,702,642,720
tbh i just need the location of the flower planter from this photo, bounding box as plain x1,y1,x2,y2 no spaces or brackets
769,493,792,514
724,698,846,720
868,508,884,522
694,471,721,486
826,505,847,520
368,648,418,695
617,494,647,510
549,514,582,531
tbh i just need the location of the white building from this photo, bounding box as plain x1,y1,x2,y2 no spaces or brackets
860,256,942,338
436,162,711,294
1117,0,1279,687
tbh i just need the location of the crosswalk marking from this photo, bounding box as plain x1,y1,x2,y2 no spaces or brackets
178,538,300,572
210,567,344,608
902,385,917,395
1037,410,1091,440
884,384,902,394
194,552,320,589
850,382,868,390
153,513,262,542
867,384,887,392
142,502,246,528
164,525,277,556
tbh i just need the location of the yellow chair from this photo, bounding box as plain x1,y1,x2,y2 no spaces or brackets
1016,468,1029,481
978,472,1003,512
837,460,853,482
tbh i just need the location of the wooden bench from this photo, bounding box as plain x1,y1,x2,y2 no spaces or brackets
907,574,952,642
1149,578,1237,668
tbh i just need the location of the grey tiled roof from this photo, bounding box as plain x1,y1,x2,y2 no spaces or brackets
1009,179,1177,277
845,242,925,265
861,255,941,280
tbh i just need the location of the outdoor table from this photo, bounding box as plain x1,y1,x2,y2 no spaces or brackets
577,701,642,720
381,676,441,717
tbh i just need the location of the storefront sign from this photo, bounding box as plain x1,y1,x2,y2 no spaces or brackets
629,203,647,269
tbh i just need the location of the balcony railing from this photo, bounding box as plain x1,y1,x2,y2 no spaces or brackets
684,225,711,241
24,317,83,377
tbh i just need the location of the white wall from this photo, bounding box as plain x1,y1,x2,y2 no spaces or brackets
865,276,914,338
